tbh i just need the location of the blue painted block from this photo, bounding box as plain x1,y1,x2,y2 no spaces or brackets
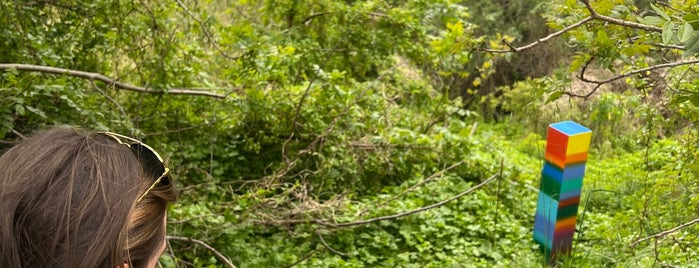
534,212,556,240
535,191,558,222
560,187,582,201
550,121,592,136
542,162,587,183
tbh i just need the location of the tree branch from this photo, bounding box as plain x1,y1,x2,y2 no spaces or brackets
483,16,593,53
167,235,237,268
580,0,662,33
0,64,228,98
484,0,666,53
631,217,699,247
568,58,699,98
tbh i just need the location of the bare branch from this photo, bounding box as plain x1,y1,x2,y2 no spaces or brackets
317,232,347,256
484,0,666,54
0,64,228,98
251,172,500,228
89,80,129,120
167,235,237,268
303,12,331,25
631,217,699,247
483,16,593,53
10,128,27,139
367,160,466,214
649,43,686,50
568,58,699,98
316,172,500,228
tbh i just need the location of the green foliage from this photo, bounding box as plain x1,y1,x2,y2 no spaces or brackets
3,0,699,267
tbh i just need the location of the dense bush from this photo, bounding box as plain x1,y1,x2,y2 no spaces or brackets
2,0,699,267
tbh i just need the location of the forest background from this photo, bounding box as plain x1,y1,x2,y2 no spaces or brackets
2,0,699,267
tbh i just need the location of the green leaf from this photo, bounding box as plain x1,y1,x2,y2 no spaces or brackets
639,16,665,26
14,104,25,116
685,33,699,56
684,14,699,30
690,94,699,107
650,4,671,21
662,22,674,44
679,22,694,42
25,106,47,119
545,90,565,104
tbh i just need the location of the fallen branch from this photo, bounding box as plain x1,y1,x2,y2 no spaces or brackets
315,172,500,228
630,217,699,247
251,172,500,228
367,160,466,214
167,235,237,268
0,64,228,98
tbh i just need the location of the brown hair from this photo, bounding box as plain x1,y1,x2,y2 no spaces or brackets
0,127,178,267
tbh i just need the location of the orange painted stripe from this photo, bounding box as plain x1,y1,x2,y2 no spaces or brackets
566,151,589,163
555,217,577,230
544,154,566,169
544,155,588,169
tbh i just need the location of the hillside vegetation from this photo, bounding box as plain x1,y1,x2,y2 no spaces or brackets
2,0,699,267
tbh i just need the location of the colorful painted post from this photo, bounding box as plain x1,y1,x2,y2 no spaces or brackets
533,121,592,262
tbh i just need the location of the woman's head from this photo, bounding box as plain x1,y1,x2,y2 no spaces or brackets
0,127,178,268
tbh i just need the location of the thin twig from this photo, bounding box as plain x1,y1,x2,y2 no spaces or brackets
283,249,317,268
174,0,242,60
0,64,228,98
167,235,237,268
631,217,699,247
316,173,500,228
483,16,593,53
367,160,466,213
10,128,27,139
568,59,699,98
89,80,129,120
316,232,347,256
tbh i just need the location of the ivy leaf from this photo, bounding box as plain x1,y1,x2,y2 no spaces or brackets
684,33,699,56
662,22,675,44
650,4,671,21
679,22,694,42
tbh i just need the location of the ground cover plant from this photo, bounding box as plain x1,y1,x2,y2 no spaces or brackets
2,0,699,267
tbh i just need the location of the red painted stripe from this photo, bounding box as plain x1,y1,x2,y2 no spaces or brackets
558,196,580,207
